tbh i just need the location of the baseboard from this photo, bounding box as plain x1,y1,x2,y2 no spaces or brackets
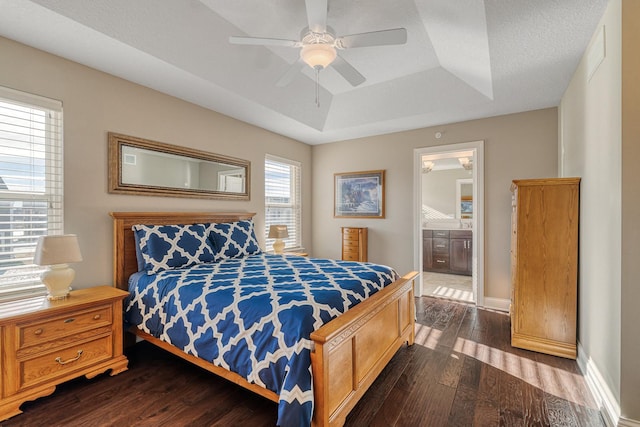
482,297,509,312
577,342,640,427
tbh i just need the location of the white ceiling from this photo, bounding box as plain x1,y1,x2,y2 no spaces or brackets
0,0,608,145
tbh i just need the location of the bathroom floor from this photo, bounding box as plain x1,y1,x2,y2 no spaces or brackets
422,271,474,303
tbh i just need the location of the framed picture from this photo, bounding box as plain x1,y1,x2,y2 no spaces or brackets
460,195,473,219
334,170,385,218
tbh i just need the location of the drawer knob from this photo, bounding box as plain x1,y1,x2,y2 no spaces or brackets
436,260,446,263
93,314,101,320
64,318,75,324
34,328,43,336
55,350,83,365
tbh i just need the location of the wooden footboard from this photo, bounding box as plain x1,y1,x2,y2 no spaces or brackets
110,212,417,426
311,271,417,427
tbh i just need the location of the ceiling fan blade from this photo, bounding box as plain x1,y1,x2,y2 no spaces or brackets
276,59,305,87
337,28,407,49
305,0,328,33
331,55,366,87
229,36,299,47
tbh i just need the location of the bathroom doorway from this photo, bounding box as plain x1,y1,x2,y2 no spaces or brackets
413,141,484,306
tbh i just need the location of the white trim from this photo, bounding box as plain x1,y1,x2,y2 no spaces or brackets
483,297,509,312
576,341,620,427
414,141,484,306
0,85,62,111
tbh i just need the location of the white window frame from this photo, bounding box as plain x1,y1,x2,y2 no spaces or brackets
265,154,302,252
0,86,63,302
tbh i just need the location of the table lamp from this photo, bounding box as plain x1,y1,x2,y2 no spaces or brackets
268,225,289,254
34,234,83,300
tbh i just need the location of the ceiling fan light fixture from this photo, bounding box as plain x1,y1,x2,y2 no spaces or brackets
300,43,337,69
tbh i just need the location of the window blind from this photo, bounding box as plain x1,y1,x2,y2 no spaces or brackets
265,155,301,251
0,86,63,301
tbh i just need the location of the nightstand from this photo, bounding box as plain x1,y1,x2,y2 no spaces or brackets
0,286,129,421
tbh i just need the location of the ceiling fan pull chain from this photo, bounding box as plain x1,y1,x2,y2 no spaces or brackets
315,67,320,107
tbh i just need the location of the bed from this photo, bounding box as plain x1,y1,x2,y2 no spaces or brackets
111,211,416,427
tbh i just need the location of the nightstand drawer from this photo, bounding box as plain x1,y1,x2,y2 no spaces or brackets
19,335,113,391
19,305,113,350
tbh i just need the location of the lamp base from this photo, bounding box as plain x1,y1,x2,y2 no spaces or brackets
41,264,74,300
272,239,285,255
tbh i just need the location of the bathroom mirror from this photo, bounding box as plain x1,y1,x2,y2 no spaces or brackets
108,132,250,200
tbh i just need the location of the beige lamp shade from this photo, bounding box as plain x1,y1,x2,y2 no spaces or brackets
268,225,289,255
34,234,83,265
34,235,83,300
268,225,289,239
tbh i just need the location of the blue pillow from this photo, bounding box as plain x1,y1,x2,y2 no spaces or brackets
133,229,145,272
208,220,262,260
132,223,215,274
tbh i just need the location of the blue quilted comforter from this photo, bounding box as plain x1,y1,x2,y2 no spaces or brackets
125,253,398,427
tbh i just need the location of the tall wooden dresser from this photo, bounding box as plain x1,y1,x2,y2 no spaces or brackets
510,177,580,359
341,227,368,262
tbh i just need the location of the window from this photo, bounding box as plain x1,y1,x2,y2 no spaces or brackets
265,155,301,251
0,86,63,301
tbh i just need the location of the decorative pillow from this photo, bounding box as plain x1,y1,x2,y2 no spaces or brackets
208,220,262,260
133,228,146,272
132,223,215,274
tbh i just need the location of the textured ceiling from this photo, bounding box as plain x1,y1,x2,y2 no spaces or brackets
0,0,608,144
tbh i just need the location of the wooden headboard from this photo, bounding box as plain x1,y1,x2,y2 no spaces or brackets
110,211,256,291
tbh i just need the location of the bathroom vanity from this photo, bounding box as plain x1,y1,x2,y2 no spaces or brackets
423,228,472,276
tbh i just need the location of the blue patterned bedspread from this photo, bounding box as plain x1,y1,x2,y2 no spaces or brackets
125,253,399,427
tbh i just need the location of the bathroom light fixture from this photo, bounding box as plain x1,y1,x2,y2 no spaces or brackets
458,157,473,170
422,160,434,174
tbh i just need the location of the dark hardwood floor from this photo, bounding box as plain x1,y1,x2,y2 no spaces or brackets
2,297,604,427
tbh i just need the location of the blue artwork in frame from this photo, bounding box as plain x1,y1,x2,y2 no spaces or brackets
334,170,385,218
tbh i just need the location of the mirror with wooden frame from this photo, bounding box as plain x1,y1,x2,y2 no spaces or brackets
108,132,250,200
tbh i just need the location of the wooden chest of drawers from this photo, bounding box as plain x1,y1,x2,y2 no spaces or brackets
510,178,580,359
0,286,129,421
341,227,368,262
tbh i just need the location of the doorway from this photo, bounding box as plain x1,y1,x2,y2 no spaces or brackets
413,141,484,306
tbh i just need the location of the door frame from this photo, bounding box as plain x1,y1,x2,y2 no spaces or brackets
413,140,485,306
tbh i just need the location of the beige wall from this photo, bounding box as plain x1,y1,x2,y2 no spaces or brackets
311,108,558,301
560,0,640,420
0,36,312,289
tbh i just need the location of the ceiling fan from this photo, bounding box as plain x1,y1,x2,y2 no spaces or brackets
229,0,407,99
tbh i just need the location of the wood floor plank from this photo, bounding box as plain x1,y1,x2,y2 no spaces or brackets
499,369,525,426
345,343,415,426
436,303,468,349
2,297,605,427
446,382,477,427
